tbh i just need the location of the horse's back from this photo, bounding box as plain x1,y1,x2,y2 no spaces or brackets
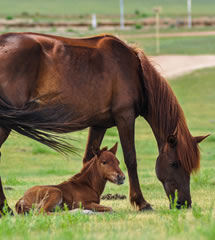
0,33,42,106
0,32,144,125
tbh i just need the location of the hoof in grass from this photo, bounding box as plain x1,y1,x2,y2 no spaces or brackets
140,204,153,211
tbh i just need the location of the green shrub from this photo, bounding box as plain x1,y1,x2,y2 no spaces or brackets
135,10,140,15
5,16,13,20
135,23,142,29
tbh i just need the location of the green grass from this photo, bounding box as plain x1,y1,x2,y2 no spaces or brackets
0,0,215,18
1,27,214,56
127,35,215,55
1,24,215,55
1,67,215,239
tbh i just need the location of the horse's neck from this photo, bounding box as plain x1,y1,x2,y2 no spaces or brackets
135,49,199,173
69,159,107,197
141,64,182,149
85,162,107,197
145,109,169,147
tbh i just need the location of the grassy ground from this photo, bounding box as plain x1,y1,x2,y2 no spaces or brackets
1,27,215,56
0,0,215,18
126,35,215,55
0,64,215,239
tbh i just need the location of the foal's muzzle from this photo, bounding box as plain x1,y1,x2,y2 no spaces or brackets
116,174,125,185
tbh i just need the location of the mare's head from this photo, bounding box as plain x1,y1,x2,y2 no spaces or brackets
156,133,209,209
94,143,125,185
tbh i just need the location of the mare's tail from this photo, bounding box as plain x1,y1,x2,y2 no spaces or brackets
0,97,88,155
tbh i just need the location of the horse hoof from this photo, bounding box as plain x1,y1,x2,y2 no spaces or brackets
140,204,153,211
0,210,14,217
0,206,14,217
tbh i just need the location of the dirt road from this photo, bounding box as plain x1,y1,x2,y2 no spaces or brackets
150,55,215,79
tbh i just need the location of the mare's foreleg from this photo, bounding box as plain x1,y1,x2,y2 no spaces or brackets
83,127,106,164
0,128,12,216
116,114,152,211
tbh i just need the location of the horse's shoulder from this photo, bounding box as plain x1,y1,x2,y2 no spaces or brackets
96,34,134,55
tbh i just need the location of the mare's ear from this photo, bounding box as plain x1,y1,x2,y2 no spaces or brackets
167,134,177,148
109,142,118,155
195,134,210,144
92,147,101,157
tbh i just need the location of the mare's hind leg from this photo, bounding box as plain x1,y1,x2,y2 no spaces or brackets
116,114,152,211
0,128,12,216
83,127,106,164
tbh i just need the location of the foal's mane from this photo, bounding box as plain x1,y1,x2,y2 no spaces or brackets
70,158,96,181
131,46,200,173
70,147,108,182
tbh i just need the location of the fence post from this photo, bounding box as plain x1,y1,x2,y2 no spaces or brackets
120,0,125,29
92,14,97,29
187,0,192,28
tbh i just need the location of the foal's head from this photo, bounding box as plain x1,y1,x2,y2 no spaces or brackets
94,143,125,185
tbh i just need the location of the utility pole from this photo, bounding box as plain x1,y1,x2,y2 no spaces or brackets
187,0,192,28
153,7,161,54
120,0,125,29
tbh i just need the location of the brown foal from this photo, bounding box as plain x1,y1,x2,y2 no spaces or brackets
15,143,125,214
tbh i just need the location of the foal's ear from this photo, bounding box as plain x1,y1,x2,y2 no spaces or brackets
109,142,118,155
167,134,177,148
195,134,210,144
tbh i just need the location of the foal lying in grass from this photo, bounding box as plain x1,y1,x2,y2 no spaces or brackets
15,143,125,214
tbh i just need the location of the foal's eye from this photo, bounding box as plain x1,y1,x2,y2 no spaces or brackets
170,162,179,168
102,161,107,165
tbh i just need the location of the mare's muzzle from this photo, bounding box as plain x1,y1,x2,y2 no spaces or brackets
164,182,192,209
168,189,192,209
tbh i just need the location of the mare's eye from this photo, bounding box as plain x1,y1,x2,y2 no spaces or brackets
171,162,179,168
102,161,107,165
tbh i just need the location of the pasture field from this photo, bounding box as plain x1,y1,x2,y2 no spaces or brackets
126,35,215,55
0,65,215,239
0,0,215,18
1,27,215,56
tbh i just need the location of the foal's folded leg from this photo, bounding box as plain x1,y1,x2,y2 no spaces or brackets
38,187,63,214
83,202,113,212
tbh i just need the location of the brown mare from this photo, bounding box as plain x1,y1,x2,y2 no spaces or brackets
15,143,124,214
0,32,209,215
